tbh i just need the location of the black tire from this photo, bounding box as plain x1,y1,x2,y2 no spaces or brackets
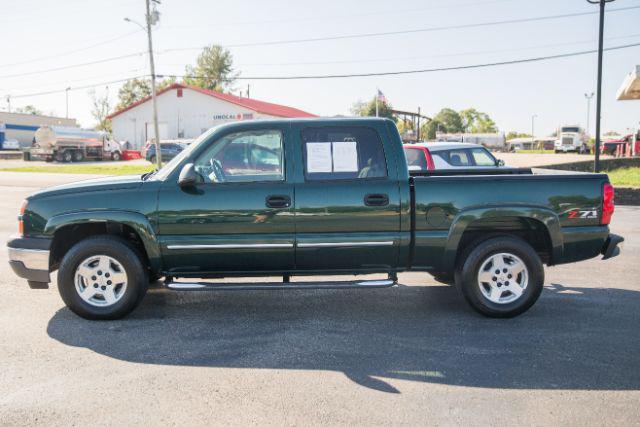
73,151,84,162
111,151,121,161
62,150,73,163
57,236,148,320
455,236,544,318
149,155,156,164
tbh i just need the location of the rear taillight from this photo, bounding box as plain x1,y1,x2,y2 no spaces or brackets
18,200,27,235
601,183,615,225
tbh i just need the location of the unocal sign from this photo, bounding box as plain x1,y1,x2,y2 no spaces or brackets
213,113,254,120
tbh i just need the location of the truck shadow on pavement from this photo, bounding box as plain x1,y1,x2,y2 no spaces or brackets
47,283,640,394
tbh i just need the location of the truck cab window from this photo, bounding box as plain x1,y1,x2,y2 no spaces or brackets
194,130,284,183
302,126,387,180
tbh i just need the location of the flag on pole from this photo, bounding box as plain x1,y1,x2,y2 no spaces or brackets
377,89,387,103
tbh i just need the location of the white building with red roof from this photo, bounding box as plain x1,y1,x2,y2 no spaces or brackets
107,83,316,148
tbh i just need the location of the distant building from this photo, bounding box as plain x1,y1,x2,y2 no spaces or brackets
506,137,556,151
107,83,316,148
435,132,506,150
0,112,77,149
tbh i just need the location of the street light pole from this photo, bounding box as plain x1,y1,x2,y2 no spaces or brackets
584,92,594,136
126,0,162,168
531,114,537,149
65,87,71,119
587,0,615,172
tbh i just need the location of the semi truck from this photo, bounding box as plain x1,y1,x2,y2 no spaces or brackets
8,118,622,320
26,126,122,162
554,125,589,154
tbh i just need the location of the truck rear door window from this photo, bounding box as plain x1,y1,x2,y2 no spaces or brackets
302,127,387,180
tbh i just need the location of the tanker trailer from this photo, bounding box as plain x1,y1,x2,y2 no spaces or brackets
28,126,121,162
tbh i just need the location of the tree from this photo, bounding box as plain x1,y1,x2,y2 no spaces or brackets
89,89,112,134
506,131,531,140
421,119,444,140
183,45,238,92
116,77,176,110
431,108,463,134
350,97,397,122
459,108,497,133
16,105,43,115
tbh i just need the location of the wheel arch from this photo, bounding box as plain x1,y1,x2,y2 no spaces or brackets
442,206,563,272
45,210,161,274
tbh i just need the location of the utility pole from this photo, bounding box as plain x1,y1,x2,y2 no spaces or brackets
126,0,162,168
587,0,615,172
416,107,421,142
584,92,594,136
531,114,537,149
65,87,71,119
5,95,10,113
246,84,250,98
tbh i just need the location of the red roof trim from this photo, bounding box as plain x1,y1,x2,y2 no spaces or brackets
106,83,316,119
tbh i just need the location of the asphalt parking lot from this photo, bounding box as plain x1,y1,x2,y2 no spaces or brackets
0,172,638,426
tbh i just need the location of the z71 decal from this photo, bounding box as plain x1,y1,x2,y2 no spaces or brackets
567,209,598,219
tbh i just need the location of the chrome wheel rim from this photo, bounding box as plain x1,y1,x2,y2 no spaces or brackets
477,252,528,304
74,255,128,307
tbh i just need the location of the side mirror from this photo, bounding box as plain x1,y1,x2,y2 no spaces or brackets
496,159,505,167
178,163,201,187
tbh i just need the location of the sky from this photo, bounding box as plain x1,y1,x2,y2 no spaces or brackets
1,0,639,137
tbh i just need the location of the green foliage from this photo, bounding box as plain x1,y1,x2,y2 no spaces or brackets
433,108,464,133
3,164,154,175
116,77,176,110
506,131,532,140
15,105,43,115
460,108,497,133
183,45,238,92
351,98,397,122
88,89,112,134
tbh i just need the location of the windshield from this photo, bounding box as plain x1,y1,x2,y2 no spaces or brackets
150,128,218,181
561,127,580,133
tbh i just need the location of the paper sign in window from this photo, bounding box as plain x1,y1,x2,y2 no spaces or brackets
306,142,332,173
332,141,359,172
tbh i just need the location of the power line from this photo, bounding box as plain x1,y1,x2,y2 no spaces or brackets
162,0,518,29
230,32,640,68
0,30,143,69
0,52,147,80
8,76,148,99
159,41,640,81
162,5,640,51
7,39,640,98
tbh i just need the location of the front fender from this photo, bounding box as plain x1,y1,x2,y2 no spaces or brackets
442,205,563,271
44,210,161,272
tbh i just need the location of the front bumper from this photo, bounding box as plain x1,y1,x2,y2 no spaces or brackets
7,236,52,287
601,233,624,260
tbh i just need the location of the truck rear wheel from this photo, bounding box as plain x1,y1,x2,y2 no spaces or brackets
57,236,148,320
455,236,544,318
73,151,84,162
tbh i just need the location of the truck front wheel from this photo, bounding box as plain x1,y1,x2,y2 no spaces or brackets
455,236,544,318
57,236,149,320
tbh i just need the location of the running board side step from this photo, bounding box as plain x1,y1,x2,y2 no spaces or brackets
165,278,396,291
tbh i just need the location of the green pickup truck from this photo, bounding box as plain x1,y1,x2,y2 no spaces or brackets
8,118,623,320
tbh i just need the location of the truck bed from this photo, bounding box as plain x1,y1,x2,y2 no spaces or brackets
407,168,610,272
